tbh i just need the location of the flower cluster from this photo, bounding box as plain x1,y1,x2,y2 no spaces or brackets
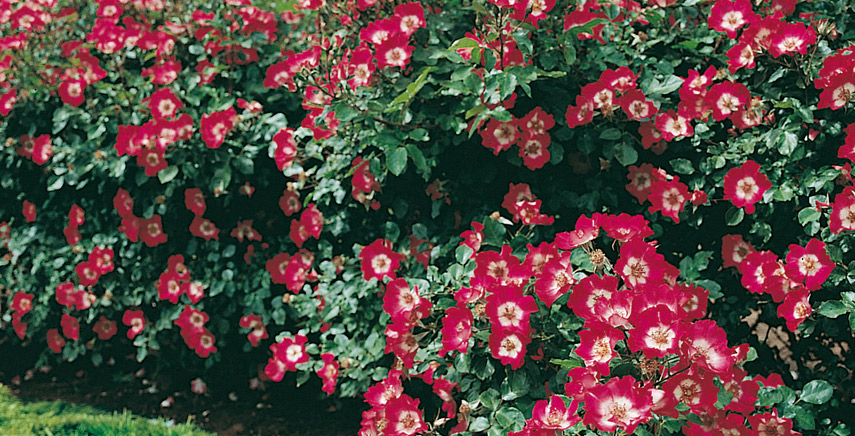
239,314,269,347
113,188,169,247
156,255,205,305
501,183,554,226
360,371,428,436
480,106,555,170
14,134,53,166
115,89,194,177
265,334,309,382
265,248,316,293
725,235,833,331
383,278,431,368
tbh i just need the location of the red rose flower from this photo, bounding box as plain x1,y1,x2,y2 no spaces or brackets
61,314,80,340
189,216,220,241
647,178,689,223
140,215,168,247
93,316,117,340
22,200,36,222
239,314,268,347
47,328,66,354
359,239,403,282
147,87,182,120
58,78,86,107
200,107,237,148
723,160,771,214
184,188,206,216
785,238,834,291
273,128,298,170
75,261,101,287
31,135,53,165
582,376,652,433
530,395,580,431
375,33,414,69
316,353,339,395
439,303,473,357
707,0,758,39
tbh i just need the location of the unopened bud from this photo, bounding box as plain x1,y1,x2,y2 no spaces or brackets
590,249,605,265
819,20,837,39
281,294,293,304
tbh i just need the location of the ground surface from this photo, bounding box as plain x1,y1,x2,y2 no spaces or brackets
0,355,364,436
0,384,213,436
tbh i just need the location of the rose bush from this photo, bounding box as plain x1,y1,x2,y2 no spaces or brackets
1,0,854,434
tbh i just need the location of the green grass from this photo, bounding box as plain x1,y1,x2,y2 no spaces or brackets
0,384,215,436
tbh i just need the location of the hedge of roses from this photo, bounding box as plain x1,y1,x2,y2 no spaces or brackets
1,0,854,434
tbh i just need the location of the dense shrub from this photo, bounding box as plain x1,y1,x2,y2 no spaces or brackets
1,0,854,435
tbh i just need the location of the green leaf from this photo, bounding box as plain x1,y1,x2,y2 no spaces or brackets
479,388,501,410
52,108,71,134
334,103,360,122
779,131,798,155
157,165,179,184
567,18,607,37
550,357,583,368
469,417,490,433
502,370,530,401
817,301,850,319
387,67,435,110
512,30,533,57
599,128,622,141
448,37,480,51
405,144,430,181
798,208,821,225
800,380,833,404
233,156,255,175
563,41,577,66
670,158,695,175
725,207,744,226
465,104,487,119
494,406,525,430
471,356,495,380
455,245,474,263
385,222,400,242
386,147,408,176
482,218,507,246
793,405,815,430
647,75,683,95
409,128,429,142
496,73,517,101
613,143,638,166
